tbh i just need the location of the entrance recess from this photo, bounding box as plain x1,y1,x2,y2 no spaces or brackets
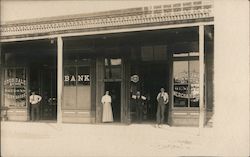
104,82,121,122
29,66,57,121
130,62,169,123
103,57,122,122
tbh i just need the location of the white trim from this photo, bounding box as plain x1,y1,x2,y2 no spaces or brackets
0,21,214,42
190,112,199,115
173,112,187,115
199,25,205,128
57,37,63,123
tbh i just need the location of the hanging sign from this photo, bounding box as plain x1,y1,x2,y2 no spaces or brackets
131,75,139,83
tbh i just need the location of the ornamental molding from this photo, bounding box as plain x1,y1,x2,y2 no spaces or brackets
0,1,213,40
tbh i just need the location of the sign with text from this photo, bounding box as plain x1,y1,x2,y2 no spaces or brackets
4,77,27,107
64,74,90,86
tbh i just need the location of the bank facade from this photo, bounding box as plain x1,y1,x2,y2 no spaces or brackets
0,0,214,127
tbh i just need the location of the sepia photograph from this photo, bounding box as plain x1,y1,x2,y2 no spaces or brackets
0,0,249,156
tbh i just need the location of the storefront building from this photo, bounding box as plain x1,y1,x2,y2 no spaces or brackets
0,1,214,126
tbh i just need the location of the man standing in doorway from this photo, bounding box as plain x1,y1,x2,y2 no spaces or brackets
132,91,146,123
30,91,42,121
156,88,169,128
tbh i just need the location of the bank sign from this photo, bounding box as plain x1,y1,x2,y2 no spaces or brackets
64,74,90,85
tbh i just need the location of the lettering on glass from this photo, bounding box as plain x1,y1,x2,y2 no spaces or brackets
174,71,199,99
4,78,27,107
64,74,90,85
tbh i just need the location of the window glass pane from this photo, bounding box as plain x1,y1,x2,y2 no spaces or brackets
77,66,90,86
172,42,199,57
15,69,27,107
76,66,91,109
173,61,189,107
189,60,199,107
64,67,76,86
63,67,76,109
77,86,91,110
105,58,121,79
63,63,91,110
4,68,27,108
110,59,121,66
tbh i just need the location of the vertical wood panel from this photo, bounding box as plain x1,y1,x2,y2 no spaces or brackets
95,57,104,123
0,46,3,108
168,46,173,125
125,57,131,124
121,48,131,124
121,58,125,123
90,59,96,123
26,67,30,121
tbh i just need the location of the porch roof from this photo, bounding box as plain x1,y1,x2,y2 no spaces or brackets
0,0,213,42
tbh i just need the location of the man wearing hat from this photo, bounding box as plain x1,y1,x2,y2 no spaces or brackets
156,88,169,127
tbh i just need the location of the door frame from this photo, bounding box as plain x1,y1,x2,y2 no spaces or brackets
104,81,122,122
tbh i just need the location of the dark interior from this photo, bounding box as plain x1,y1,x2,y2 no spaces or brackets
104,82,121,122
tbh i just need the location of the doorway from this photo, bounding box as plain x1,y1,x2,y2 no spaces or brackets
130,63,169,123
104,82,121,122
29,66,57,121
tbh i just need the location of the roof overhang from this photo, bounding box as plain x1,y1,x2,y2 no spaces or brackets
0,0,214,42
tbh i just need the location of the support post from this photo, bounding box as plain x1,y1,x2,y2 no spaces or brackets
199,25,205,128
57,37,63,123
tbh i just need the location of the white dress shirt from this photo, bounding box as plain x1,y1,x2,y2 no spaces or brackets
157,92,169,103
29,95,42,105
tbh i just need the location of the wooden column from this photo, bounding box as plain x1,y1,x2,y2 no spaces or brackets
199,25,205,128
0,45,2,107
95,57,104,123
57,37,63,123
0,46,5,109
121,56,131,124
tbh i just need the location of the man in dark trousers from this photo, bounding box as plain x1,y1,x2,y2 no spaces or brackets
156,88,169,128
132,91,146,123
29,91,42,121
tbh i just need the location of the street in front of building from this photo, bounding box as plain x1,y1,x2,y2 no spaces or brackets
1,121,233,157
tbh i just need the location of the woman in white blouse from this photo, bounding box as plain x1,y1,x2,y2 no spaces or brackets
101,91,114,122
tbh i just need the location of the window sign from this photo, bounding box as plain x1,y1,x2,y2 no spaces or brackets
4,68,27,108
173,61,189,107
63,65,91,110
173,60,199,107
64,74,90,85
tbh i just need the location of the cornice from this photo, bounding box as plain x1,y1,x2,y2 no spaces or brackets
0,1,213,41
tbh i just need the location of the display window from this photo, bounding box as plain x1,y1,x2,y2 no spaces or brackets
3,68,27,108
63,54,91,110
173,58,199,108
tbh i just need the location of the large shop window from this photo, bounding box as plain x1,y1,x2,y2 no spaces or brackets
63,61,91,110
3,68,27,108
173,59,199,108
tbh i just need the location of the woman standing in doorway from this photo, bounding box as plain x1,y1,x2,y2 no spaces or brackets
101,91,114,123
